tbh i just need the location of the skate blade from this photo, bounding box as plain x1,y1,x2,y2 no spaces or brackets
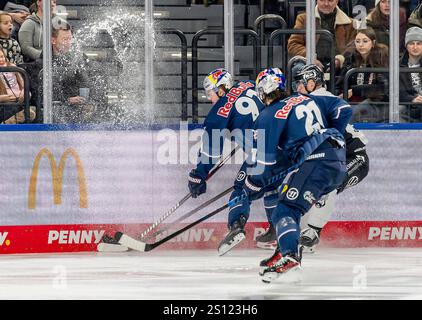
261,266,302,284
256,241,277,250
218,233,246,256
97,243,129,252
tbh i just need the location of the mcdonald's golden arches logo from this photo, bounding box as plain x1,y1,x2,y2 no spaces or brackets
28,148,88,209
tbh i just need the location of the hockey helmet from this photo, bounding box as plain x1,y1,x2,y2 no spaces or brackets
203,68,234,98
290,57,307,92
293,64,325,90
255,68,286,101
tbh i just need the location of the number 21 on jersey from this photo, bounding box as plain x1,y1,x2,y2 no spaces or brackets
295,101,325,136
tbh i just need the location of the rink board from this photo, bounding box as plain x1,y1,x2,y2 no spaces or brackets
0,124,421,254
1,221,422,254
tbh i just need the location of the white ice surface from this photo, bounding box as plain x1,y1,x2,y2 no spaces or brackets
1,248,422,300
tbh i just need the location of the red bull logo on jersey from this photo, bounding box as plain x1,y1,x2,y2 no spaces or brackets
217,82,254,118
275,95,309,119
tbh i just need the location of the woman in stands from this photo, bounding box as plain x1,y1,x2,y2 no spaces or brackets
366,0,407,52
336,27,389,122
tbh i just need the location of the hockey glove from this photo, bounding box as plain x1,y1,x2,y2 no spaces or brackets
188,169,207,198
243,176,265,201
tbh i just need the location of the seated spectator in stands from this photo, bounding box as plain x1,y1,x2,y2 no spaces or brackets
336,27,389,122
0,1,30,39
0,13,23,65
0,48,35,123
18,0,56,62
399,26,422,122
366,0,407,52
287,0,356,74
50,22,95,124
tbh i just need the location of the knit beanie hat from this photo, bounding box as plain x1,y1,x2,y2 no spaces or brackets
375,0,381,6
406,27,422,46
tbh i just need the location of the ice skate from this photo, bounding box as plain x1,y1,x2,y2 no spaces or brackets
217,216,247,256
256,224,277,250
260,250,302,284
299,227,320,254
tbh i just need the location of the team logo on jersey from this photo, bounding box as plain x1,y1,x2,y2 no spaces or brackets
346,176,359,188
286,188,299,201
236,171,246,182
303,191,316,204
275,95,308,119
217,82,254,118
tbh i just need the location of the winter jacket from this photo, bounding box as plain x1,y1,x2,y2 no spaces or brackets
336,51,389,102
287,5,356,67
18,12,42,61
52,51,88,103
0,37,23,65
399,52,422,103
366,9,407,51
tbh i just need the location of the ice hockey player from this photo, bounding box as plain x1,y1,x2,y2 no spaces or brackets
188,68,264,199
241,67,352,283
255,63,369,254
188,68,272,255
214,69,291,256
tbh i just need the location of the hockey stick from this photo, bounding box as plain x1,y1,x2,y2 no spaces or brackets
139,145,240,240
97,145,240,252
115,202,230,252
113,134,341,252
115,166,296,252
101,186,233,252
142,186,234,242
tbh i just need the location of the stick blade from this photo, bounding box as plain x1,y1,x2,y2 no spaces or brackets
97,242,129,252
115,232,148,252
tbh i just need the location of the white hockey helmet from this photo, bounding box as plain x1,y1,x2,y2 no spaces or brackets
255,67,286,101
203,68,234,98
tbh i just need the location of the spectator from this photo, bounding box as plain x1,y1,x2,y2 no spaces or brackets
0,13,23,65
18,0,56,62
50,22,94,124
287,0,356,74
0,48,34,123
408,1,422,28
399,26,422,122
336,27,389,122
366,0,407,51
0,1,31,39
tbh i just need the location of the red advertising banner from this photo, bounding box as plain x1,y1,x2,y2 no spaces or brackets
1,221,422,254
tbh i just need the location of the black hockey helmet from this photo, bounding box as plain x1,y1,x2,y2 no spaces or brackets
293,64,325,90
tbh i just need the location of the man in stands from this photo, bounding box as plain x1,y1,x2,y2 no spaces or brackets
51,21,94,123
287,0,356,73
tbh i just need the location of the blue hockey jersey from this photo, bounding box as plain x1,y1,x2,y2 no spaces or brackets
196,80,265,179
251,93,352,185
